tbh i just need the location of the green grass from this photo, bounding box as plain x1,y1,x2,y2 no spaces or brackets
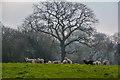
2,63,119,78
0,63,2,79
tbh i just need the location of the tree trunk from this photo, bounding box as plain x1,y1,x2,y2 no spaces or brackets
60,41,66,61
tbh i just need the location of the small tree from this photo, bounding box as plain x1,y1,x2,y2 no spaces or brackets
22,1,98,61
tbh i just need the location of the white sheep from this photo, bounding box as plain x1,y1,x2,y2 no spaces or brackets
93,61,97,65
25,58,36,63
62,60,68,64
53,60,61,64
93,61,101,65
95,61,101,65
48,61,52,63
32,59,36,63
98,61,101,65
36,58,44,63
102,60,110,65
65,57,72,64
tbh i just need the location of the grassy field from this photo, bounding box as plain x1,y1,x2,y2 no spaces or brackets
2,63,119,78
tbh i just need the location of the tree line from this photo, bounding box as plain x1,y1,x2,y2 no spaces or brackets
1,22,119,64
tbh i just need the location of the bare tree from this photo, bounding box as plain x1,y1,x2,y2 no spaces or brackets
22,1,98,61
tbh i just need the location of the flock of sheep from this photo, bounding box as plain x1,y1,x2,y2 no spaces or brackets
83,60,110,65
25,57,72,64
25,57,109,65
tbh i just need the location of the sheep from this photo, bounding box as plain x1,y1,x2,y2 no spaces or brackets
93,61,101,65
93,61,97,65
48,61,52,63
32,59,36,63
25,58,35,63
62,60,68,64
83,60,94,65
36,58,44,63
97,61,101,65
53,60,61,64
64,57,72,64
102,60,110,65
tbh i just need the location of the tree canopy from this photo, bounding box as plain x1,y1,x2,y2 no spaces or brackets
22,1,98,60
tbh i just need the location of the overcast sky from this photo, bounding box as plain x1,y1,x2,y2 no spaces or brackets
0,1,118,35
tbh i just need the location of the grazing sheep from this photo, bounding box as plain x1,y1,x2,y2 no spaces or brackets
32,59,36,63
36,58,44,63
102,60,110,65
83,60,94,65
62,60,68,64
93,61,97,65
53,60,61,64
25,58,35,63
97,61,101,65
65,57,72,64
48,61,52,63
94,61,101,65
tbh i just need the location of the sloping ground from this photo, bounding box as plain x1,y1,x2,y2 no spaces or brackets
2,63,119,78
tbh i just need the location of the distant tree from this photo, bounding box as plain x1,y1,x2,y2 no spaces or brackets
22,1,98,61
2,26,28,62
89,32,118,64
90,33,110,60
111,32,119,64
24,31,60,61
112,32,120,44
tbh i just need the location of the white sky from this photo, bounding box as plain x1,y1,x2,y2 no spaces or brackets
0,0,119,35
